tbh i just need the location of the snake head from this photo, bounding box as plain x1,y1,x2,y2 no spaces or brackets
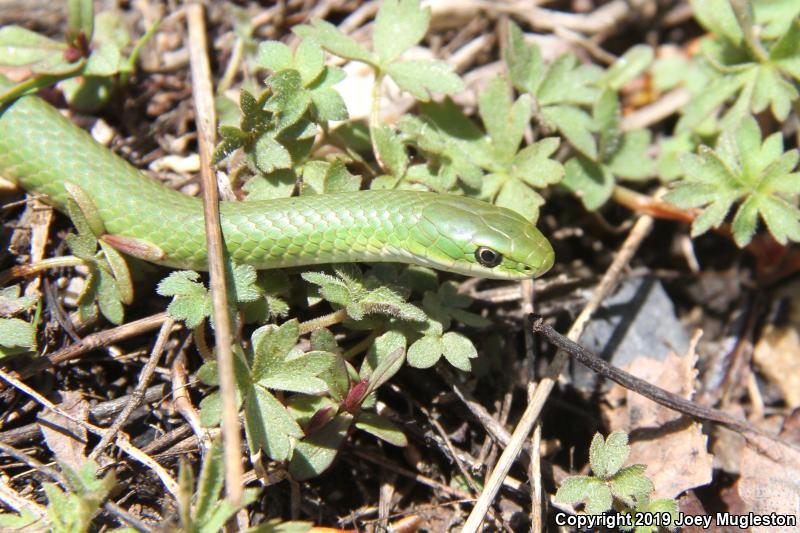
414,196,554,280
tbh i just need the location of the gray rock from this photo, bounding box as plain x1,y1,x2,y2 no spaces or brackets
571,276,690,392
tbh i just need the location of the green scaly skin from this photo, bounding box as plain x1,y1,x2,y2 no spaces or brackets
0,81,554,280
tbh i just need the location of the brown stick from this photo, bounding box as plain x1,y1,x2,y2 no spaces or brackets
529,315,793,446
186,3,244,511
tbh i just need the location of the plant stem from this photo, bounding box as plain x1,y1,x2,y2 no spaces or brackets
0,256,86,286
298,308,349,335
368,70,389,174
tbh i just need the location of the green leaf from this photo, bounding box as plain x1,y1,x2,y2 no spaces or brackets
676,75,742,133
495,178,545,221
360,286,426,322
373,0,430,64
606,129,654,180
258,351,335,394
594,89,621,163
599,45,654,90
0,318,35,355
193,440,225,526
244,385,303,461
247,519,313,533
562,156,614,210
199,391,224,428
610,464,654,506
540,105,596,159
536,53,602,107
657,133,697,181
309,83,348,121
83,43,121,76
294,38,326,84
691,0,744,45
256,40,293,72
301,160,361,195
294,19,374,64
555,476,613,514
96,266,124,324
0,509,39,530
157,271,211,329
93,11,131,50
75,267,99,322
511,138,564,189
289,413,354,480
0,285,38,316
407,335,443,368
230,263,262,303
666,115,800,246
44,462,114,533
504,21,544,94
355,411,407,446
373,125,408,178
0,26,75,75
243,169,297,200
478,77,530,163
361,330,406,391
267,69,311,130
771,20,800,80
67,0,94,44
440,331,477,372
589,431,629,479
253,136,293,174
386,59,463,102
98,240,133,305
421,281,488,329
749,65,797,121
251,319,300,381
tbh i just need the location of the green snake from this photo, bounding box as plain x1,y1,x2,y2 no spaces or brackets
0,78,554,280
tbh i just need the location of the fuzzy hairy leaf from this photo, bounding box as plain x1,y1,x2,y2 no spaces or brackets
373,0,430,64
386,59,463,102
290,413,354,480
589,431,630,480
555,475,613,514
157,271,211,329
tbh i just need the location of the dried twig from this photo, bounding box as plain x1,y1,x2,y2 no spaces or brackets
89,317,176,460
529,315,793,445
0,367,179,497
462,213,655,532
185,3,244,511
13,312,170,382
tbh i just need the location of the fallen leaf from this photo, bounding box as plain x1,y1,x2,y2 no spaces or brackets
605,350,713,499
736,413,800,532
753,324,800,408
38,390,89,470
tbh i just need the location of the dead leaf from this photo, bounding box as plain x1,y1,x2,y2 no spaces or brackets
38,390,89,470
736,414,800,532
605,351,714,499
753,325,800,408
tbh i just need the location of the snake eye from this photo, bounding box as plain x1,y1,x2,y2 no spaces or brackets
475,246,502,268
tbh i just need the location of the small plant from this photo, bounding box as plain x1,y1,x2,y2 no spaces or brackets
0,462,115,533
556,432,679,533
665,115,800,246
676,0,800,131
0,285,40,358
175,439,310,533
0,0,157,109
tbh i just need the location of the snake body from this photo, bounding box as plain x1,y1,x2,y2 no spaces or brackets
0,80,554,280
